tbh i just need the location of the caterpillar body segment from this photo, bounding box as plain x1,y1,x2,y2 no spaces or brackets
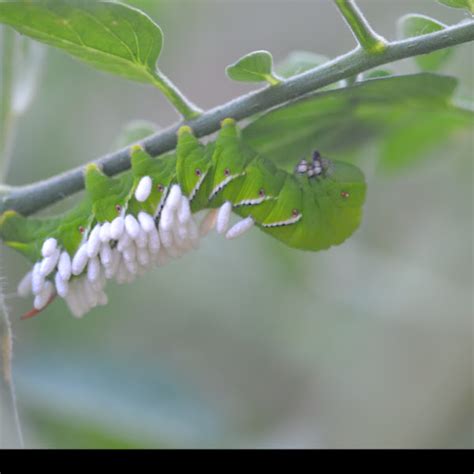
0,118,366,317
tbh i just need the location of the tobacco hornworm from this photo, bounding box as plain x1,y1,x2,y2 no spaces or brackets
0,119,366,317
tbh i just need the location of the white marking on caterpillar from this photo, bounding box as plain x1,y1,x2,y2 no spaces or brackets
86,224,102,258
209,173,244,201
33,280,54,311
55,271,69,298
234,196,273,207
71,244,89,276
135,175,152,202
99,221,111,243
39,247,60,277
137,211,155,233
199,209,218,236
189,170,207,201
17,271,33,297
110,216,125,240
32,262,45,295
41,238,57,258
125,214,140,240
225,217,254,240
262,213,302,228
58,251,72,281
216,201,232,234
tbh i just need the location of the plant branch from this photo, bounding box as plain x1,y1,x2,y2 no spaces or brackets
334,0,387,53
1,20,473,216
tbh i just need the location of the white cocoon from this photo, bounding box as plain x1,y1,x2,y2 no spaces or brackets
58,251,72,281
135,176,152,202
41,238,57,258
216,201,232,234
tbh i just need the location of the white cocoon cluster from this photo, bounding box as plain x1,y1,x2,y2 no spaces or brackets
17,182,256,318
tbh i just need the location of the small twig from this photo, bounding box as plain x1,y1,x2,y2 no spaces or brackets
334,0,387,53
150,69,202,120
0,20,473,217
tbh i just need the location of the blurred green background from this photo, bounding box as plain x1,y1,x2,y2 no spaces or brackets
1,0,473,448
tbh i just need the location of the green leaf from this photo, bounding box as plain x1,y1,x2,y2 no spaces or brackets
0,2,163,84
378,104,473,171
226,50,280,85
398,14,453,71
364,68,393,79
275,51,328,78
242,73,473,173
437,0,474,13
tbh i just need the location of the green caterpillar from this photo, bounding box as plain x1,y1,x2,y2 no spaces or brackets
0,119,366,317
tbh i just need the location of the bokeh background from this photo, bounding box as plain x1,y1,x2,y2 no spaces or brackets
1,0,472,448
